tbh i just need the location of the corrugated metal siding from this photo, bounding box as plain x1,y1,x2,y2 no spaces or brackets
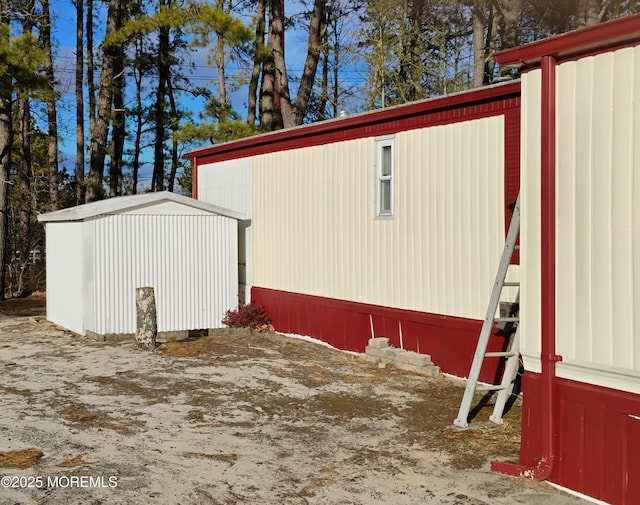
554,45,640,391
92,214,237,334
520,69,543,374
252,116,509,320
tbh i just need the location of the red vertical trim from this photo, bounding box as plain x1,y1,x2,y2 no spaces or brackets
493,54,561,482
540,54,561,478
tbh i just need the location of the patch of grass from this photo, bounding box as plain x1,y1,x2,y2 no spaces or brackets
62,403,133,435
0,448,43,468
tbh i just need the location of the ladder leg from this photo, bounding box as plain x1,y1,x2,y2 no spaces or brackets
453,316,497,427
489,326,521,425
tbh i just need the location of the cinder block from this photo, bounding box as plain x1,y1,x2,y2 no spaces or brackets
365,346,396,359
368,337,390,349
393,361,441,377
396,350,432,367
361,353,381,363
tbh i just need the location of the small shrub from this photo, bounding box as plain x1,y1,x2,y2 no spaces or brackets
222,303,272,332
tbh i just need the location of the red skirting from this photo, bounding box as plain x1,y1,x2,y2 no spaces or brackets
520,372,640,505
251,286,508,384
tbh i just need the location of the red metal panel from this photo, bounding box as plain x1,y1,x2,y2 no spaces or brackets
627,416,640,504
557,398,586,491
520,373,640,505
519,372,544,468
251,286,506,383
505,107,521,264
581,405,605,500
602,408,626,505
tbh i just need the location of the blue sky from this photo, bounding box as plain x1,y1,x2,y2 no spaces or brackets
49,0,325,186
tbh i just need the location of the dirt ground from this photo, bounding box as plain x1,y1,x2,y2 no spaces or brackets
0,295,589,505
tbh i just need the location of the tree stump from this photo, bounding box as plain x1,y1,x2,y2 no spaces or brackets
136,287,157,350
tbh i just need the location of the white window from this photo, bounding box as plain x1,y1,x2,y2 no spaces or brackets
375,137,394,217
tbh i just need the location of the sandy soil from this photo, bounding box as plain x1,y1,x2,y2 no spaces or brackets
0,296,589,505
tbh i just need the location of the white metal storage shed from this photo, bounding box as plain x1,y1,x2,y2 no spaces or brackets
38,191,245,338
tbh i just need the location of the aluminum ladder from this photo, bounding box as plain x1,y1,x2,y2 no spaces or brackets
453,194,521,428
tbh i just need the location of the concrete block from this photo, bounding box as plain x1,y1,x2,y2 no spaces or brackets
393,361,441,377
365,346,396,359
368,337,390,349
361,353,381,363
396,350,432,367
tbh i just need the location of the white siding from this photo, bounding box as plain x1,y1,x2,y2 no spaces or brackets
45,222,87,335
553,45,640,392
252,116,510,320
92,214,238,334
519,69,543,373
198,158,253,217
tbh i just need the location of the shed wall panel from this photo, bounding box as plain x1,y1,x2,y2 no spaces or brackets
554,45,640,392
92,215,237,334
45,222,86,335
252,116,510,320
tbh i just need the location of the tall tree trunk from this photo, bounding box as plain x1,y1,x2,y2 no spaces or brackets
216,31,227,105
247,0,265,125
318,20,329,121
472,0,486,88
260,0,280,128
292,0,326,124
153,0,170,192
483,2,498,84
271,0,326,128
87,0,123,202
130,37,144,195
495,0,522,50
0,0,13,300
167,78,178,192
268,0,291,125
17,93,33,296
75,0,85,204
109,52,125,197
41,0,60,211
86,0,96,124
16,0,36,296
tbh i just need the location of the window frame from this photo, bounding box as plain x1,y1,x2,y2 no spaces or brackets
375,136,395,218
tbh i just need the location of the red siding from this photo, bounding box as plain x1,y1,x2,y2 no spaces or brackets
504,106,521,264
252,287,509,384
520,373,640,505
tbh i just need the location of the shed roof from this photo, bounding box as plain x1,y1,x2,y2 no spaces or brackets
495,13,640,70
38,191,247,223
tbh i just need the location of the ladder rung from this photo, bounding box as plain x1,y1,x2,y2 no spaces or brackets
503,282,520,287
514,245,520,250
495,317,519,323
485,351,517,358
476,384,507,392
